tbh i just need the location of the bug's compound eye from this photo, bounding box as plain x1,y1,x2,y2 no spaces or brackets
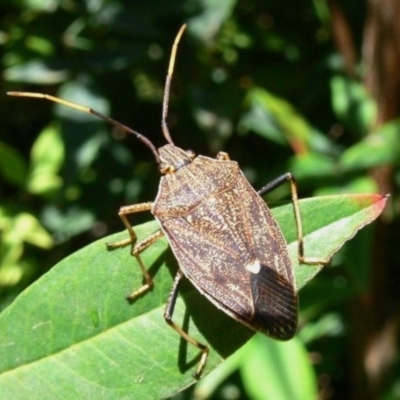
186,150,196,160
159,162,174,174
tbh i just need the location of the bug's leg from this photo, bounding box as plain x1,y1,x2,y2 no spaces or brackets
106,202,153,249
106,201,161,299
164,270,209,379
125,229,165,300
258,173,330,265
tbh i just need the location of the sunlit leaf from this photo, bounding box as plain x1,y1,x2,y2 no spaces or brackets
0,194,386,398
241,335,317,400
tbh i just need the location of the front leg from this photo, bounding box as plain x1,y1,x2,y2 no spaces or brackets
106,201,163,300
126,229,164,300
106,202,153,249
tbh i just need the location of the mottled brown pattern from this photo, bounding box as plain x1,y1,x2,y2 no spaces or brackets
153,153,297,340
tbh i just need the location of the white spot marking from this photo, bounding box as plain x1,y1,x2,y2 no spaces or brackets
245,260,261,274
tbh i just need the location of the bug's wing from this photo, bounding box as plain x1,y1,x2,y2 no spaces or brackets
247,259,298,339
158,175,297,340
245,179,298,340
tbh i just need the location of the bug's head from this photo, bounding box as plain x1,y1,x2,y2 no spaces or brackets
158,144,195,174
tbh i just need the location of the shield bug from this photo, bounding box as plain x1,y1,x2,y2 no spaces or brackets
8,24,329,378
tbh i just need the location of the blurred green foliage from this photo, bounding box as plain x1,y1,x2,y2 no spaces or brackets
1,0,399,398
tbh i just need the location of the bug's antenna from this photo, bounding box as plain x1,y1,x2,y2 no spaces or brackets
161,24,187,145
7,93,161,161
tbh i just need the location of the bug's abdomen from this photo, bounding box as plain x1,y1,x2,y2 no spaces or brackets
158,170,298,340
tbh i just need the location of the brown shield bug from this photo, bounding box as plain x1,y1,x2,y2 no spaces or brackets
8,24,329,378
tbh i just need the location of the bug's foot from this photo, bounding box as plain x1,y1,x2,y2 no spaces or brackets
300,256,331,266
106,237,134,250
192,345,209,379
125,283,153,301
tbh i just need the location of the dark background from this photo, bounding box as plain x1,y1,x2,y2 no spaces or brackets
1,0,399,398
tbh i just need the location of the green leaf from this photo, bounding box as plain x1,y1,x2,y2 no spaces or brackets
188,0,237,41
340,119,400,171
12,0,59,12
241,335,317,400
4,60,69,84
27,125,64,196
195,334,319,399
5,212,53,249
281,194,387,289
0,194,387,399
330,75,376,134
240,87,334,153
289,152,337,179
0,142,28,188
193,342,246,397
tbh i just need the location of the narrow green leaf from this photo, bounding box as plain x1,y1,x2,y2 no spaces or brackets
241,335,317,400
240,87,334,153
340,120,400,171
0,194,387,399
